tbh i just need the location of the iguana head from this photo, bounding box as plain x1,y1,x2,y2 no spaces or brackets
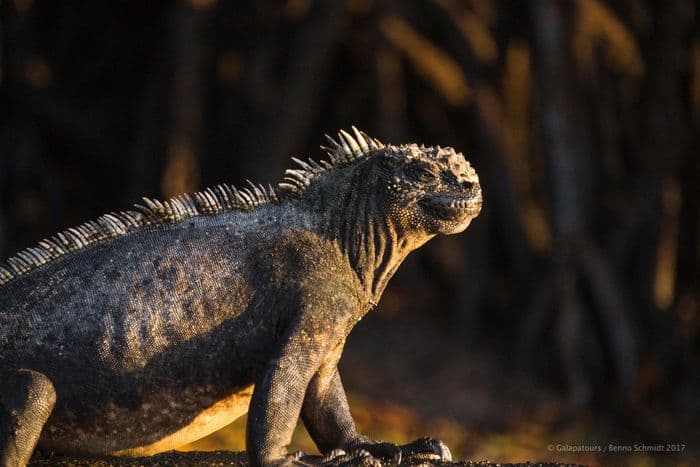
377,144,482,236
281,127,481,237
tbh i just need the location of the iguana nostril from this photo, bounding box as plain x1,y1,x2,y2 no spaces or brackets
461,181,474,191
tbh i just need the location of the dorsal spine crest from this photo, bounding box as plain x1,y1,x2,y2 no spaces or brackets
0,127,385,286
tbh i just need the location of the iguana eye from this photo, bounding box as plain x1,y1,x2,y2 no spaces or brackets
408,164,437,183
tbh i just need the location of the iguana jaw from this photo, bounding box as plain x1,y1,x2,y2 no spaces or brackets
418,194,482,220
417,185,482,234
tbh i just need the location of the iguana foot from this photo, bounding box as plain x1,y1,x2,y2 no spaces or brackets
345,441,402,464
342,436,451,464
309,448,383,466
398,437,452,462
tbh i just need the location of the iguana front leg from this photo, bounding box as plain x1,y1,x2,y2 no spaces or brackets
246,333,318,465
302,360,452,464
246,299,357,467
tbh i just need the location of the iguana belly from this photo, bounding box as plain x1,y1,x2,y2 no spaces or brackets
109,384,254,456
39,384,254,456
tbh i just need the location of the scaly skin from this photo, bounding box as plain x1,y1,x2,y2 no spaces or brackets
0,129,481,466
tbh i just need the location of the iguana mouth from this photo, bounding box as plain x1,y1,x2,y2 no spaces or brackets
419,194,482,220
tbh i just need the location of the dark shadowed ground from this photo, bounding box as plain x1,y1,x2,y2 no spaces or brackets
30,450,585,467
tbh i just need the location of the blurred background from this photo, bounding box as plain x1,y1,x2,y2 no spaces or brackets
1,0,698,465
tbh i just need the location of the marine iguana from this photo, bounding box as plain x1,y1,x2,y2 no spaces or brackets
0,128,482,466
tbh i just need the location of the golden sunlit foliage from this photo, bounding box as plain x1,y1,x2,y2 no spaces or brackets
162,142,201,198
380,15,471,106
501,41,552,253
572,0,644,77
436,0,499,65
573,0,645,77
653,180,682,310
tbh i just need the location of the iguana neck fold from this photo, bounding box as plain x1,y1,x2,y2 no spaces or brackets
306,158,430,307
